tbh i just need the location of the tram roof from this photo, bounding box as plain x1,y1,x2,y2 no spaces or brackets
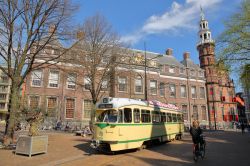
97,97,180,112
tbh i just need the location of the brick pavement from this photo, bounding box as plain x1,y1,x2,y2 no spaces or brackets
0,131,93,166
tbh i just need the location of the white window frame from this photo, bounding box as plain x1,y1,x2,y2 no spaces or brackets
169,84,176,98
31,69,43,87
84,76,91,90
169,66,175,73
134,76,143,94
150,80,157,95
159,82,165,97
200,87,206,99
48,70,59,88
191,86,197,99
180,85,187,98
101,79,108,91
67,73,77,90
118,76,127,92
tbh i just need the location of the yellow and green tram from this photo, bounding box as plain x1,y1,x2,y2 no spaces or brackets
91,97,184,152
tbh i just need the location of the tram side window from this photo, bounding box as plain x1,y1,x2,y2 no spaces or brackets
172,113,177,122
124,108,132,123
161,112,166,122
133,108,140,123
152,111,160,123
177,114,181,122
141,109,151,123
118,109,123,123
167,113,172,122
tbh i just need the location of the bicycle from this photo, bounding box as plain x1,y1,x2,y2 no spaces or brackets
193,135,206,162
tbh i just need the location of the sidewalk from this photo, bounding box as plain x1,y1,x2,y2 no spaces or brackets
0,131,93,166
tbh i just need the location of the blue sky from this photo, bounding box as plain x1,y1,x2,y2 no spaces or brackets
73,0,242,88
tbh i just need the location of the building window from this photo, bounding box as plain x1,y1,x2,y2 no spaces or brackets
118,77,127,92
0,73,9,83
182,105,188,121
191,86,197,98
150,80,157,95
47,97,57,117
84,76,91,90
200,87,205,99
29,96,40,109
48,70,59,88
169,84,176,97
31,69,43,87
0,94,7,100
169,66,175,73
199,71,204,77
135,76,143,93
190,69,195,76
101,80,108,91
193,105,198,120
65,98,75,119
83,100,92,119
67,73,77,89
201,106,207,120
0,86,8,93
0,103,5,109
180,85,187,98
159,82,165,97
179,68,184,74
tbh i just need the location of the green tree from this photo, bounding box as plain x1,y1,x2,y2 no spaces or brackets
218,0,250,63
217,0,250,90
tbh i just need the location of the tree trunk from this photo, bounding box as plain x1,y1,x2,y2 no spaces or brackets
89,102,96,133
4,81,20,145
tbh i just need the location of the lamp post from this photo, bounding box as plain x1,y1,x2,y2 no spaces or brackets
144,42,148,101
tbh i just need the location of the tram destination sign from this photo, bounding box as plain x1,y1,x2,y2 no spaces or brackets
98,104,113,109
148,100,179,110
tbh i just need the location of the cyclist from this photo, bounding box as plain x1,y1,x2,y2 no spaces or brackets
189,120,203,151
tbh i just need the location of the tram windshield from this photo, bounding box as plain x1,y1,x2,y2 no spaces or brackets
97,109,118,123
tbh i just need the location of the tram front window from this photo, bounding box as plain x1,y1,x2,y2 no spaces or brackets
97,110,118,123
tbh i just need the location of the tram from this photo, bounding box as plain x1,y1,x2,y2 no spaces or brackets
91,97,184,152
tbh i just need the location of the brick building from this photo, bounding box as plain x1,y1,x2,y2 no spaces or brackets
197,12,237,129
25,44,209,128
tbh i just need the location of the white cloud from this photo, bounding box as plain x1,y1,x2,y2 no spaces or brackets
121,0,223,45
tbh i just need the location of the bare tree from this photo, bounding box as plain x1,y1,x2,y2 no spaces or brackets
62,14,125,128
0,0,79,145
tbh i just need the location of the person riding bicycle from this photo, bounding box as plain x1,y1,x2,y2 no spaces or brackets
190,120,203,150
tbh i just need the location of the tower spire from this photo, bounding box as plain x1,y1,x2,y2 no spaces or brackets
197,8,214,46
200,6,205,20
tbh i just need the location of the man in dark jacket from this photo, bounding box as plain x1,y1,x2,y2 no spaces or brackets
190,120,202,144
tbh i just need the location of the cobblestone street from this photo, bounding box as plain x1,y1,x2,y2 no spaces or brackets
0,130,250,166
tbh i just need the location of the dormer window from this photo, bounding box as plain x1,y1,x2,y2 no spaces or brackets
180,68,184,74
169,66,175,73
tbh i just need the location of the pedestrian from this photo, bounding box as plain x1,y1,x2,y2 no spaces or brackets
241,122,245,134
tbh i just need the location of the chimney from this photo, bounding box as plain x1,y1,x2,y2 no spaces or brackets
166,48,173,56
183,52,190,59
